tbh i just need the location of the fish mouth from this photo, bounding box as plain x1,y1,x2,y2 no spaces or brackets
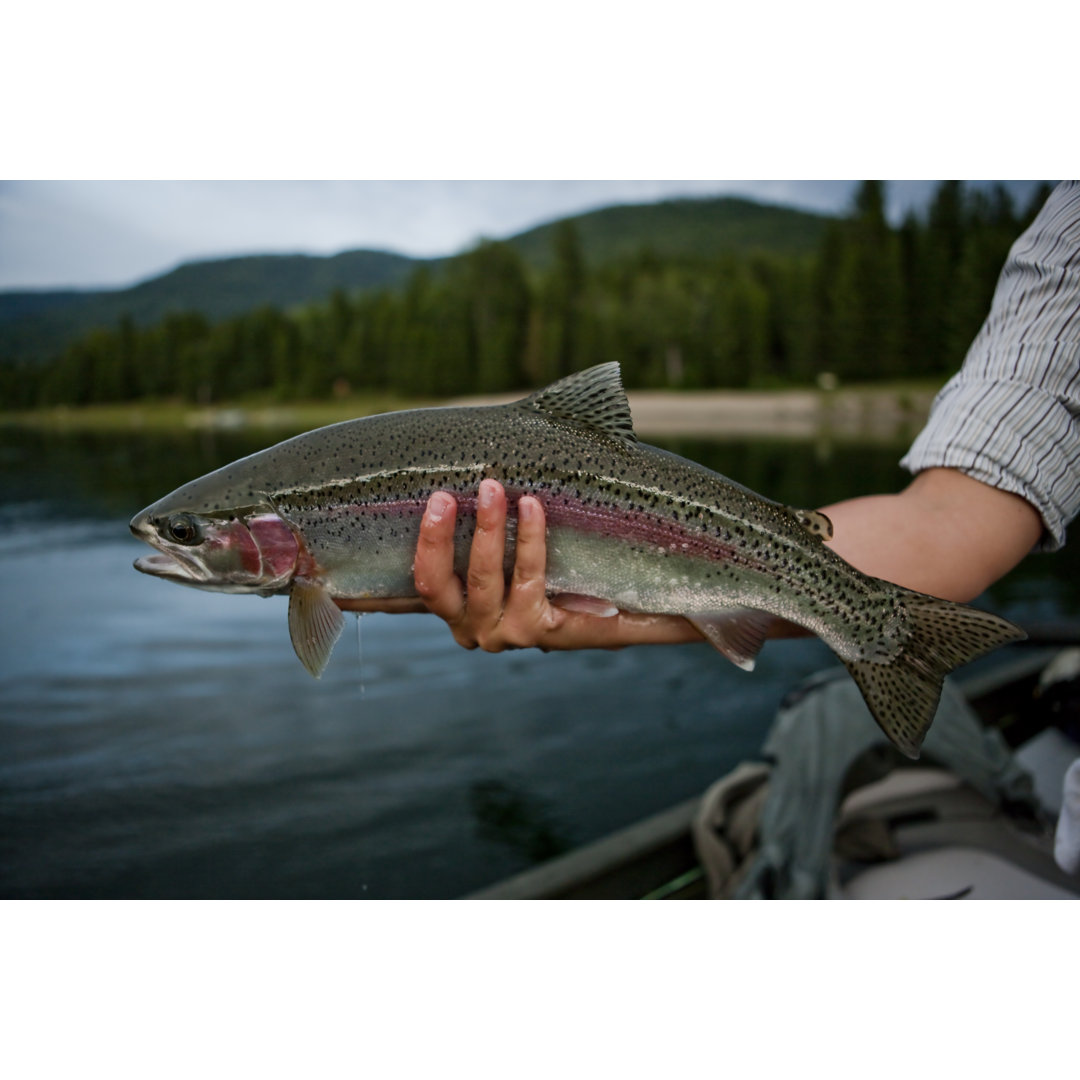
133,551,205,584
130,512,209,584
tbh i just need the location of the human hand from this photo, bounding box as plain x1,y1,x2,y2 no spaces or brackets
409,478,704,652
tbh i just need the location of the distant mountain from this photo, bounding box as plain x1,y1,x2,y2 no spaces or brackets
0,196,833,366
0,290,90,324
0,250,420,365
506,196,830,267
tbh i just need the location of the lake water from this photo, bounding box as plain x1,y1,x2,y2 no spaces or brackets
2,423,1076,898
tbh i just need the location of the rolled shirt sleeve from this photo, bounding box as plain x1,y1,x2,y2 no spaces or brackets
901,181,1080,551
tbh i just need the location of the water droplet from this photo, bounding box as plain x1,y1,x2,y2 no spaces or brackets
355,612,366,698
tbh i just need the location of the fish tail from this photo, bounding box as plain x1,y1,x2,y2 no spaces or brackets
844,591,1026,760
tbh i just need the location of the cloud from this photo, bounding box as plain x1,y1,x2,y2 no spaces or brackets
0,180,1048,291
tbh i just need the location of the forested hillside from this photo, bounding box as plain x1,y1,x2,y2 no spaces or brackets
0,195,828,368
505,196,828,267
1,182,1051,409
0,250,419,366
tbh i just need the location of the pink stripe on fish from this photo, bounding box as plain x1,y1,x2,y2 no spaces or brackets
318,489,749,569
539,492,745,566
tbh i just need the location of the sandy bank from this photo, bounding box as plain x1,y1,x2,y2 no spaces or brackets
450,385,940,441
5,384,941,441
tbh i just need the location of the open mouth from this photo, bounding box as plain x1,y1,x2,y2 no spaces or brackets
133,552,203,583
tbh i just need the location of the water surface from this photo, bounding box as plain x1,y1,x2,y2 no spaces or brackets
1,425,1075,898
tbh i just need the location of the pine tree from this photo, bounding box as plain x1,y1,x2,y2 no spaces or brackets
548,220,586,379
456,242,531,393
816,181,904,381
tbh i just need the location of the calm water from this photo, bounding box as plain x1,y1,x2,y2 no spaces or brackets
1,424,1076,898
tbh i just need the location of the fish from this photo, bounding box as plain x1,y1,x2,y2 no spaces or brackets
130,362,1025,758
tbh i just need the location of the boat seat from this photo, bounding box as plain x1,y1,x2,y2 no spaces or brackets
841,847,1078,899
693,666,1073,899
828,766,1077,898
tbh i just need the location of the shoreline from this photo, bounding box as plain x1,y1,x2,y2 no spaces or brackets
1,383,941,442
452,384,940,441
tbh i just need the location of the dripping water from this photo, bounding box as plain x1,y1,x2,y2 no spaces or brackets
355,612,366,698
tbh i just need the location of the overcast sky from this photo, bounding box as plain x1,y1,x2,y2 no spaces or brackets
0,180,1047,292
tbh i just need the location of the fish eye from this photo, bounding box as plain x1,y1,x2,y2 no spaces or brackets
164,513,203,546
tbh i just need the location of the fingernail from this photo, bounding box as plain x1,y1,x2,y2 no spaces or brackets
519,497,534,523
478,479,498,509
428,493,453,523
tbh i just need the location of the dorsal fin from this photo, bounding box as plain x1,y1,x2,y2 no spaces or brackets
790,507,834,541
520,363,637,444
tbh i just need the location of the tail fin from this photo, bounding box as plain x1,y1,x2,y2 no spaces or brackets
845,593,1026,760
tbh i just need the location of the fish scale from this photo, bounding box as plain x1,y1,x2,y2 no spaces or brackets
131,362,1025,757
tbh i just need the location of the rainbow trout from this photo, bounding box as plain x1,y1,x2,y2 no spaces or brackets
131,363,1024,757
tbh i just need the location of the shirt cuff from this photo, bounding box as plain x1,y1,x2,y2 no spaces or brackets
901,373,1080,552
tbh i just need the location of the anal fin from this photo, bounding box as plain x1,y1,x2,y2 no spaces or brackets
688,609,775,671
288,579,345,678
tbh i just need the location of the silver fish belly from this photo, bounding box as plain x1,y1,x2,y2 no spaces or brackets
131,363,1025,757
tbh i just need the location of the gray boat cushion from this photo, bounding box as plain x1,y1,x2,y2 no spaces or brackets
693,668,1039,900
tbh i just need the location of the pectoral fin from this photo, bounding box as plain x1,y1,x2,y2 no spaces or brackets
688,609,775,671
288,579,345,678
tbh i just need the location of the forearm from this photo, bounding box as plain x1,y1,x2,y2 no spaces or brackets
821,467,1043,603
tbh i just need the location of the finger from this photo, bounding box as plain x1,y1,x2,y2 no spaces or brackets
413,492,465,623
496,494,560,645
335,597,429,614
508,495,548,601
462,479,509,635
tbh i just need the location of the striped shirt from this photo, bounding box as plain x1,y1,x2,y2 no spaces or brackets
901,180,1080,551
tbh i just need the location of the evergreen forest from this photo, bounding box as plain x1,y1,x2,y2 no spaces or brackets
0,181,1053,410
